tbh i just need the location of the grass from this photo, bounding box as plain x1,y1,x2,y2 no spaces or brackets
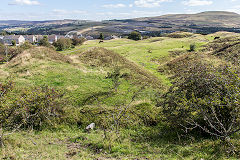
1,32,239,159
61,35,209,86
1,126,239,160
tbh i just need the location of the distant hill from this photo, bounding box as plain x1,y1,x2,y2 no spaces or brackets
0,19,80,26
1,11,240,35
133,11,240,28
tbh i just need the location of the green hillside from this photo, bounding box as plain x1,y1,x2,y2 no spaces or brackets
0,32,240,159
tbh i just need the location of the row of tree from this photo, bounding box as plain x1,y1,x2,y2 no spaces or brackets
37,35,86,51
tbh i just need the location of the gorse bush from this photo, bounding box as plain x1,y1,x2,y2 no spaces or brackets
0,83,65,130
128,31,141,41
39,35,51,47
160,59,240,141
189,44,196,51
53,38,73,51
0,44,24,63
72,37,86,46
11,86,65,130
20,41,33,50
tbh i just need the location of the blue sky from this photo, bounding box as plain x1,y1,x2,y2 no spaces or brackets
0,0,239,20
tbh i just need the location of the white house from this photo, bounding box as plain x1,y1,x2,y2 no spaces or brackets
105,35,119,40
36,35,44,43
48,35,58,44
0,36,4,44
3,35,25,46
85,36,94,40
24,35,37,44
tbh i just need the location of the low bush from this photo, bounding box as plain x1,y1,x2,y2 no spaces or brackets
0,83,65,130
189,44,196,52
167,32,193,38
72,37,86,46
159,59,240,142
128,31,141,41
53,38,73,51
20,41,33,50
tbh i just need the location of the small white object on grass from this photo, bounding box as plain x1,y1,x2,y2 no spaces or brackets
86,123,95,130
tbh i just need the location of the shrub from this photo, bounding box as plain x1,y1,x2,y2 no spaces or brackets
0,46,24,63
128,31,141,41
0,43,4,54
0,80,14,147
189,44,196,52
167,32,193,38
11,40,16,46
39,35,51,47
20,41,33,50
72,37,86,46
53,38,73,51
160,59,240,141
1,85,65,130
99,33,104,40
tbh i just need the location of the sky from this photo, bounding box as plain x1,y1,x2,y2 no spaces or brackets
0,0,240,21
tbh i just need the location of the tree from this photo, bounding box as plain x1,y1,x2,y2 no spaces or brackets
11,40,16,46
39,35,51,47
72,37,86,46
128,31,141,41
53,38,73,51
99,33,104,40
0,31,7,36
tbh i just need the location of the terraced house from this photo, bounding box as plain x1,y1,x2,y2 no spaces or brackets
23,35,37,44
2,35,25,46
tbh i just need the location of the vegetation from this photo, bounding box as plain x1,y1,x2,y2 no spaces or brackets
11,40,16,46
128,31,141,41
0,32,240,159
99,33,104,40
189,43,196,51
39,35,51,47
53,38,73,51
72,37,86,46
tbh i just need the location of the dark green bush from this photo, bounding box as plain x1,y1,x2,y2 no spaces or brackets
72,37,86,46
20,41,33,50
189,44,196,52
99,33,104,40
0,84,65,130
128,31,141,41
160,59,240,139
39,35,51,47
53,38,73,51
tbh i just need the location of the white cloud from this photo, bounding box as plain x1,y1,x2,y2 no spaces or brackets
9,0,40,5
102,4,126,8
182,0,213,6
134,0,171,8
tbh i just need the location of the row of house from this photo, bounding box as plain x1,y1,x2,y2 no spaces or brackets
0,34,120,46
0,35,64,46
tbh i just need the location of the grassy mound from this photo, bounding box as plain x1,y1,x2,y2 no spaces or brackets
167,31,194,38
205,36,240,65
78,47,163,88
7,47,72,68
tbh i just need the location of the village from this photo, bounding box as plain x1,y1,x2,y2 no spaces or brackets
0,33,120,46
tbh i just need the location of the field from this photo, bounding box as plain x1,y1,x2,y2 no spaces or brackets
61,34,210,85
0,32,239,159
